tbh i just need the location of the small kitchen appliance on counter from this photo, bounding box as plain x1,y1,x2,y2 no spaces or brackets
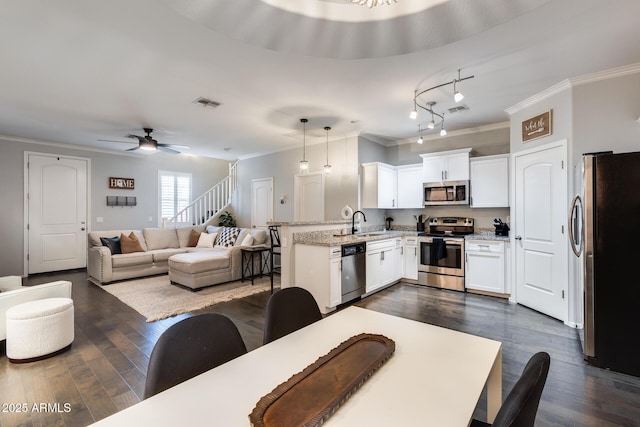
493,218,509,236
416,217,474,292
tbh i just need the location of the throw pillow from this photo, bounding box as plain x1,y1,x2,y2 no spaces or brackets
196,232,217,248
217,227,241,247
240,234,254,247
100,236,121,255
120,232,145,254
187,229,201,247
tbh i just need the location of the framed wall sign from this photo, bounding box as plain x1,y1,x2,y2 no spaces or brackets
521,110,552,142
109,177,135,189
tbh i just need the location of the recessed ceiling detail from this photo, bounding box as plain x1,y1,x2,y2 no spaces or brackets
165,0,552,59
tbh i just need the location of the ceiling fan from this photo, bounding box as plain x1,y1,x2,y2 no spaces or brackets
99,128,190,154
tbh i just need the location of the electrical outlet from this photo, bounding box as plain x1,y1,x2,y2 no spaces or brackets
96,217,103,223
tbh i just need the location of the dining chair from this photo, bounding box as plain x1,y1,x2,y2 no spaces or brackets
144,313,247,399
471,351,551,427
263,287,322,344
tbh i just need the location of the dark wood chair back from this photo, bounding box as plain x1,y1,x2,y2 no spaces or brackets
472,351,550,427
144,313,247,399
263,287,322,345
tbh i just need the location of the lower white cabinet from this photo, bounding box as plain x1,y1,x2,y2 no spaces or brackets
465,240,505,294
295,244,342,314
393,238,403,280
366,239,395,293
403,236,418,280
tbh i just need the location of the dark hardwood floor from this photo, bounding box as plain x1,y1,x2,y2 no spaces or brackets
1,270,639,426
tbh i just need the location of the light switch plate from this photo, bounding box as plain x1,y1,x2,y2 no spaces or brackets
96,217,103,223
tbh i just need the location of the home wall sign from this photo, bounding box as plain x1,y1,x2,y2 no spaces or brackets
109,177,135,189
521,110,552,142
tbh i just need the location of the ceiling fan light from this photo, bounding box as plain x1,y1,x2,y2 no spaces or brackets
139,140,157,151
454,91,464,103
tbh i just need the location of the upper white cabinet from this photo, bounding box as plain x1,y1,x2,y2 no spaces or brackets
470,154,510,208
420,148,472,182
361,162,398,209
396,164,424,208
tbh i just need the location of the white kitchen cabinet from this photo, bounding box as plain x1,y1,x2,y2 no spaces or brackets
470,154,510,208
403,236,418,280
295,245,342,314
366,238,395,293
396,164,424,208
465,240,506,294
393,238,403,281
421,148,472,183
361,162,398,209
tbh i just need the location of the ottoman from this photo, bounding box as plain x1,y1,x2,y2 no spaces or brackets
6,297,74,363
169,250,233,291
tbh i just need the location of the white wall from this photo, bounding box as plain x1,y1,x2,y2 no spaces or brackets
0,138,230,276
235,134,360,227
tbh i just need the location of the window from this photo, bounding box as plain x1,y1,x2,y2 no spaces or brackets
159,171,192,223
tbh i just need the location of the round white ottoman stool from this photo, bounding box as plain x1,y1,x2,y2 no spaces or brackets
6,297,74,363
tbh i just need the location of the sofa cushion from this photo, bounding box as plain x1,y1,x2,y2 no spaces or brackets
206,225,221,234
111,252,154,268
169,250,231,274
143,228,179,250
89,230,147,251
250,229,268,246
186,229,200,247
177,226,206,248
100,236,121,254
120,232,145,254
217,227,240,247
151,248,189,263
240,234,253,246
196,232,217,248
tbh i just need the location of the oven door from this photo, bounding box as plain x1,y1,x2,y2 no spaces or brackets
418,237,464,277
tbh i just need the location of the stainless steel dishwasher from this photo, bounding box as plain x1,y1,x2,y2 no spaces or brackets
341,242,366,303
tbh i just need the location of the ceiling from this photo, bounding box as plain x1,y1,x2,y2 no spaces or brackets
1,0,640,160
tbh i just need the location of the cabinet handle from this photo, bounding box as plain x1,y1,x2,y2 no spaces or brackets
381,251,385,261
445,170,448,180
441,170,444,181
393,199,395,207
414,247,417,256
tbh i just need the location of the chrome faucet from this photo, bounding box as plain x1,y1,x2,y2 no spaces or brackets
351,210,367,235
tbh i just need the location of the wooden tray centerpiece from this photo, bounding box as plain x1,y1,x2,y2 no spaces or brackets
249,333,395,427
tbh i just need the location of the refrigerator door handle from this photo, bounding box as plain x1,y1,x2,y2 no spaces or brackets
569,194,583,257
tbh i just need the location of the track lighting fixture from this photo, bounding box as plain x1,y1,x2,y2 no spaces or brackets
299,118,309,173
410,68,474,134
417,125,424,144
440,113,447,136
324,126,332,174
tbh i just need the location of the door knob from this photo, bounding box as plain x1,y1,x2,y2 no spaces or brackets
81,227,86,231
515,235,522,240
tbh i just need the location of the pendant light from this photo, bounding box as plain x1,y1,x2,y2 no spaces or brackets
299,118,309,173
323,126,332,174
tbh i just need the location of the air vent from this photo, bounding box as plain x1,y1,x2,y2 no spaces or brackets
448,105,470,114
193,97,222,109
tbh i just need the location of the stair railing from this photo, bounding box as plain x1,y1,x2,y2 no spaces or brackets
164,161,237,228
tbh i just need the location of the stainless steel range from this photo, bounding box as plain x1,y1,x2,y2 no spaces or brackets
417,217,474,292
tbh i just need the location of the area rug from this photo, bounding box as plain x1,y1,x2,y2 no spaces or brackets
94,275,278,322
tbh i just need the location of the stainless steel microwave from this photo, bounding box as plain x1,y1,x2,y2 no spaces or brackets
423,180,469,206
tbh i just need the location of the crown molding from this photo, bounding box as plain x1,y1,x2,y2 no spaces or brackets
394,121,510,146
505,62,640,115
0,134,144,157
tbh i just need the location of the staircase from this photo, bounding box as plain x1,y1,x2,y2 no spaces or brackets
164,161,238,228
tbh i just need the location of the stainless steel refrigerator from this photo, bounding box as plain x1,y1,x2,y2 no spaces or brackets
572,151,640,377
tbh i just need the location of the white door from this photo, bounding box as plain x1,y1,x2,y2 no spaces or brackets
294,173,324,222
27,153,88,274
514,143,567,321
251,177,273,228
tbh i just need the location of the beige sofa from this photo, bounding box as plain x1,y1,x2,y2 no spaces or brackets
0,278,72,342
87,226,269,286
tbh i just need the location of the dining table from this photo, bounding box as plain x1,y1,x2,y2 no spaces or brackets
90,306,502,426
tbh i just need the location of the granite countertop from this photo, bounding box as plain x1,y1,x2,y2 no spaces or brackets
267,220,351,226
465,233,510,242
294,230,419,247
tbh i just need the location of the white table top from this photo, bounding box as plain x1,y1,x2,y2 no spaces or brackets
90,306,502,427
